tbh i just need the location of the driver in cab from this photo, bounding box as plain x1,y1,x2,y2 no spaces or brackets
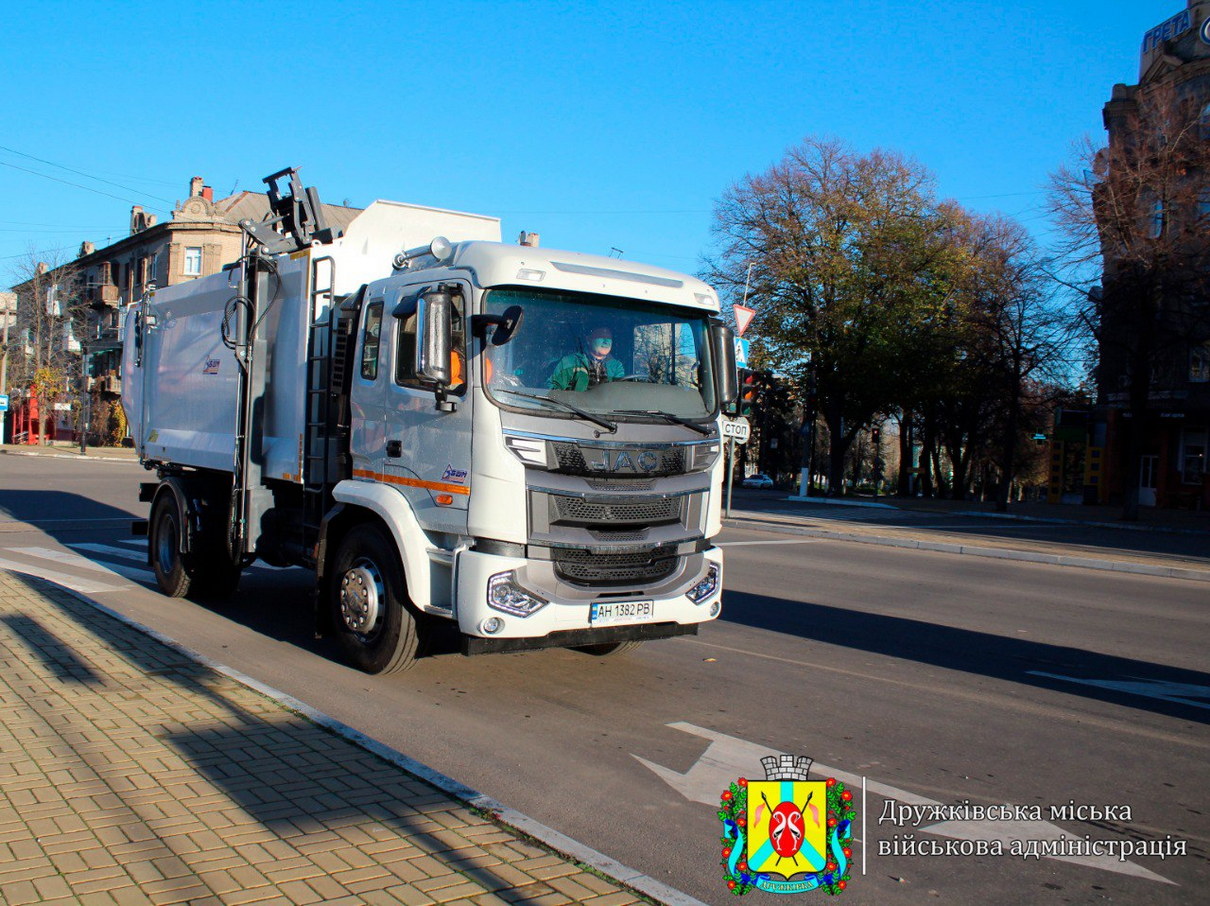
548,327,625,391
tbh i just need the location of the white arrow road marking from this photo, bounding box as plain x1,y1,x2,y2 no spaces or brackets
634,722,1173,885
1028,671,1210,710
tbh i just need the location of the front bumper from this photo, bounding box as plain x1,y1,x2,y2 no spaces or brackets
454,545,724,648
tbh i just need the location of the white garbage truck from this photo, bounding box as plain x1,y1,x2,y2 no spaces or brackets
122,168,737,673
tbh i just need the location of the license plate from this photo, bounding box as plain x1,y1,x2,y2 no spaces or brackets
590,600,655,626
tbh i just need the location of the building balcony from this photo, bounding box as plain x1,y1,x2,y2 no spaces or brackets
87,284,120,306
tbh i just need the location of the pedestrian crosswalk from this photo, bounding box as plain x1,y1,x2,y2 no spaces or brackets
0,539,296,596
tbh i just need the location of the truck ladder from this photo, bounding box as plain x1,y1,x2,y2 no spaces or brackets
302,256,340,563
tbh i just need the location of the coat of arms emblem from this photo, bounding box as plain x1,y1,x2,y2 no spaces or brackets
718,754,855,895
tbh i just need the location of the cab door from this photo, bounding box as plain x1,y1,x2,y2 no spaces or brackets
349,294,389,480
382,281,473,536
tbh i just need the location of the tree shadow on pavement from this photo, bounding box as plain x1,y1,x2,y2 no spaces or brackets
2,572,576,903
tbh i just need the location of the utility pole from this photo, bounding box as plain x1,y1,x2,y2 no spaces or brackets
78,350,88,455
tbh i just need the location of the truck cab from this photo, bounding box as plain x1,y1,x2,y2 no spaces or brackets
326,240,732,669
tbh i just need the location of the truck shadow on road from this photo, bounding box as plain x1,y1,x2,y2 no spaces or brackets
722,590,1210,724
0,488,142,531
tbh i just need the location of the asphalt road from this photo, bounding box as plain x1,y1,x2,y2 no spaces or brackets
1,454,1207,905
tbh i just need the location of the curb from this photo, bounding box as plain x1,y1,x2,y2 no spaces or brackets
784,495,897,510
36,576,707,906
777,495,1210,536
724,516,1210,583
0,447,140,464
950,508,1210,537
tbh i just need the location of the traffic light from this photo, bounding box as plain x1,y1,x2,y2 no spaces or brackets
871,426,880,446
738,368,758,417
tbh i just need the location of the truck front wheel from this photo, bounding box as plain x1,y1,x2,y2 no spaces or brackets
330,524,419,674
150,493,193,598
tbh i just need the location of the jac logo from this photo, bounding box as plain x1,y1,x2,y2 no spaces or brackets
586,449,659,473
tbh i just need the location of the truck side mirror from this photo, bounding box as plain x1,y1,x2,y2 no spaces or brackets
415,289,452,386
712,322,738,406
471,304,524,346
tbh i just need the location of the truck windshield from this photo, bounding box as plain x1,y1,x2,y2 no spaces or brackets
481,287,717,421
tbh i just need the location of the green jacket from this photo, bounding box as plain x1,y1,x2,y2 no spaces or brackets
548,352,625,391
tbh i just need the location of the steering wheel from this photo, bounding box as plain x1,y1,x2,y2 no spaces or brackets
614,374,649,383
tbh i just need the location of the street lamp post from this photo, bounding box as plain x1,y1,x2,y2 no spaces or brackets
0,293,13,446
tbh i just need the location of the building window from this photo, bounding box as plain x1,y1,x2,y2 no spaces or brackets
1192,343,1210,382
149,251,160,285
184,247,203,276
1181,427,1207,483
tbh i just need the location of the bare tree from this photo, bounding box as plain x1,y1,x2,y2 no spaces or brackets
8,247,86,444
955,214,1073,510
1050,81,1210,519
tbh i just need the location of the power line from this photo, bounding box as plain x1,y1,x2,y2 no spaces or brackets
0,220,114,229
0,145,177,206
0,160,172,213
0,243,77,262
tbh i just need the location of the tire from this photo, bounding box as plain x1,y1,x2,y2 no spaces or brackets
150,493,192,598
329,523,419,674
574,640,644,657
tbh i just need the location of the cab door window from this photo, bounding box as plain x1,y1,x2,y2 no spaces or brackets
395,287,467,394
360,302,384,380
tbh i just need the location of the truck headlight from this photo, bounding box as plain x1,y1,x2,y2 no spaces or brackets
487,571,549,617
686,563,720,604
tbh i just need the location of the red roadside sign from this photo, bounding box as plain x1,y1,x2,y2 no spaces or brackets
733,304,756,337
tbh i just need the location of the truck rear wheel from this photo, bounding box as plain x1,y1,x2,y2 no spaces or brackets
150,493,193,598
330,524,419,674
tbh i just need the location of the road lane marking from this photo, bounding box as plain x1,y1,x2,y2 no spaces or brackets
0,556,123,595
0,517,139,526
68,543,147,563
10,547,154,583
1028,672,1210,710
636,723,1173,885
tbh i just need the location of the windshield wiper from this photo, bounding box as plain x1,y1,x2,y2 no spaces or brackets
496,390,618,434
612,409,713,436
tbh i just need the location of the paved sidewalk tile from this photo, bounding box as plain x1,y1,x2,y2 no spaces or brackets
0,570,645,905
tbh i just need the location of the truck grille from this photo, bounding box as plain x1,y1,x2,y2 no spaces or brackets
552,495,682,526
553,547,679,586
551,442,687,477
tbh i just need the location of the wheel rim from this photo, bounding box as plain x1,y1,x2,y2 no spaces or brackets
156,511,178,573
339,558,384,640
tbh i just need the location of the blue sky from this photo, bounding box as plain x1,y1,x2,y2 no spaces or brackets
0,0,1183,288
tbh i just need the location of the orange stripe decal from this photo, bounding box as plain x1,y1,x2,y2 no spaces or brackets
353,468,471,496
